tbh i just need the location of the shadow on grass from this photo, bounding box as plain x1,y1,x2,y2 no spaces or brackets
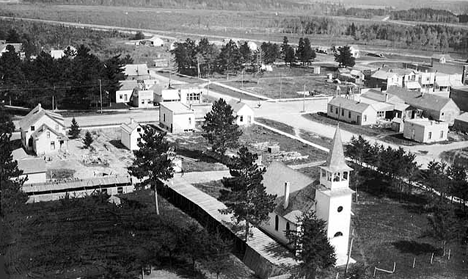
392,240,439,256
176,148,219,163
109,139,127,150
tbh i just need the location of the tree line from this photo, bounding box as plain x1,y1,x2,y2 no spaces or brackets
276,17,468,52
0,44,132,109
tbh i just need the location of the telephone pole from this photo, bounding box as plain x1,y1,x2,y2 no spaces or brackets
99,79,102,114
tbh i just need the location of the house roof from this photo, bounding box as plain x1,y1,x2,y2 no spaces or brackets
329,97,374,114
406,81,421,89
361,90,405,104
370,102,394,112
50,49,65,59
17,158,46,174
371,70,396,80
19,104,64,131
31,123,68,140
12,148,29,161
160,102,194,114
263,161,317,222
119,80,138,91
121,119,142,134
321,125,352,173
124,64,149,77
431,54,451,60
405,118,448,127
228,100,251,114
455,112,468,123
387,86,458,112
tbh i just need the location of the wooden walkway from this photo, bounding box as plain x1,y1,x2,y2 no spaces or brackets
166,174,296,278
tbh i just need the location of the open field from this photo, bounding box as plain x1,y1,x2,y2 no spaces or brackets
351,173,468,279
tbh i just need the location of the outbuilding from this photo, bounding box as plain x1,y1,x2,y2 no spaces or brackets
328,97,377,125
228,100,254,126
120,119,144,150
403,118,449,143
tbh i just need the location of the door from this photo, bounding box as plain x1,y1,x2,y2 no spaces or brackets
357,115,361,125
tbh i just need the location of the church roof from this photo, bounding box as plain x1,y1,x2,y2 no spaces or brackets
322,125,352,173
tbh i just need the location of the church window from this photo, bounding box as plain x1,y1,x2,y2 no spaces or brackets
334,232,343,237
333,172,340,182
275,215,279,231
286,222,290,232
342,171,348,181
337,206,343,213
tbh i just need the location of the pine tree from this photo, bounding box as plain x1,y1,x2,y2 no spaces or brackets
286,211,336,279
68,117,81,139
335,45,356,68
83,131,93,148
219,147,276,241
202,98,243,156
128,126,174,214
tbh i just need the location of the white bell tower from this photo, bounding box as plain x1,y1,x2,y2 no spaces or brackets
315,125,354,265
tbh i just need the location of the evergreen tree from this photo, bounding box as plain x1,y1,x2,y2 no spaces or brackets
286,211,336,279
301,38,316,65
335,45,356,67
280,36,290,59
0,105,28,216
239,42,253,66
219,147,276,241
83,130,93,148
171,38,198,76
296,38,305,63
197,38,219,77
281,36,296,66
260,42,279,65
218,40,242,73
68,117,81,139
202,98,243,156
128,126,174,214
103,54,126,103
133,31,145,40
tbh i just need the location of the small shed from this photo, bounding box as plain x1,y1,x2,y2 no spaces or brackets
228,100,254,126
17,158,47,185
120,118,144,150
148,37,164,47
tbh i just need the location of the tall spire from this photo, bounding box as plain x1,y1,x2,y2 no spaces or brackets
325,125,352,172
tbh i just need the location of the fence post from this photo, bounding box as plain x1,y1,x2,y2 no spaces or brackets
430,253,434,264
412,257,416,268
448,249,451,260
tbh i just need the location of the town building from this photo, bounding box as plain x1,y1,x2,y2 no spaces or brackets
450,86,468,112
120,119,144,150
115,80,138,103
159,102,195,133
131,88,154,108
124,64,151,80
328,97,377,125
387,87,460,125
228,100,254,126
19,104,68,155
152,85,181,105
261,126,354,266
403,118,449,143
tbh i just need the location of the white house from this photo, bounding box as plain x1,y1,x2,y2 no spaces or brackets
349,45,360,58
19,104,68,155
173,84,207,105
328,97,378,125
228,100,254,126
116,80,138,103
261,126,354,266
120,119,144,150
148,36,165,47
159,102,195,133
152,85,181,105
403,118,449,143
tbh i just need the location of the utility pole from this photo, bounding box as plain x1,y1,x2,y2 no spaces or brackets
279,73,282,100
302,84,306,112
99,79,102,114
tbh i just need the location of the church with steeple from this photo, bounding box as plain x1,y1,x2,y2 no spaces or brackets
261,125,354,266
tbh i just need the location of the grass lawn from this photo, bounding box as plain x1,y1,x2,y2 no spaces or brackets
299,129,333,150
351,172,468,279
255,118,296,136
208,84,262,101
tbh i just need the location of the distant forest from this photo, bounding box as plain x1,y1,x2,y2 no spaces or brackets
21,0,468,24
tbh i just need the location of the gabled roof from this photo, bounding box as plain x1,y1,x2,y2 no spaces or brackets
121,119,142,134
321,125,352,173
328,97,374,114
17,158,46,174
371,70,397,80
160,102,194,114
387,86,459,112
431,54,451,60
124,64,149,77
361,90,405,104
455,112,468,122
19,104,64,131
263,161,317,222
228,100,252,114
118,80,138,91
31,123,67,140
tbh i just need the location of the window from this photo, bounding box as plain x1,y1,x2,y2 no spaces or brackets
286,222,290,232
363,115,367,122
101,188,108,194
348,111,351,118
275,215,279,231
335,108,338,114
377,111,385,118
141,100,144,104
341,109,344,116
337,206,343,213
342,171,348,181
428,132,432,139
441,112,445,116
137,128,141,133
31,126,35,131
188,117,192,125
330,105,333,112
50,141,55,150
240,115,244,122
333,172,340,182
334,232,343,237
47,131,50,138
117,187,123,194
163,114,166,122
124,95,128,101
440,131,444,138
119,94,123,99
